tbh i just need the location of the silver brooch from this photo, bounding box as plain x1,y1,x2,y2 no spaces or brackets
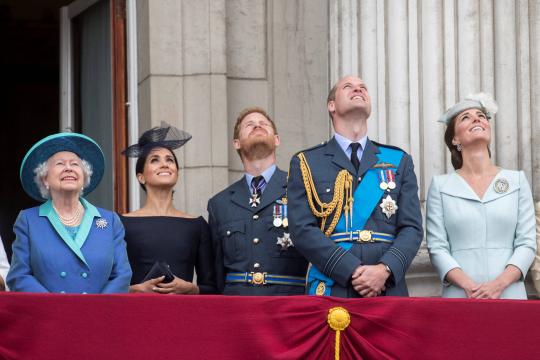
95,218,108,229
276,233,294,250
380,195,398,219
493,178,509,194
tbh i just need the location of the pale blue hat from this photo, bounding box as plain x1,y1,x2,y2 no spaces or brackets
438,93,498,125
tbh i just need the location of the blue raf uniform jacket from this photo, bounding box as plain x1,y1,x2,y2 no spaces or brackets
287,137,423,297
208,168,308,295
7,199,132,294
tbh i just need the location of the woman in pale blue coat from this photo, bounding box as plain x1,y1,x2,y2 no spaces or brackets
426,94,536,299
7,133,132,293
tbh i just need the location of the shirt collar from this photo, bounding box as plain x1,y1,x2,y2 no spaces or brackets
245,164,277,188
333,132,368,154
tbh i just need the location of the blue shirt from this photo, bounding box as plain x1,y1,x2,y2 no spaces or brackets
334,132,368,163
245,164,276,193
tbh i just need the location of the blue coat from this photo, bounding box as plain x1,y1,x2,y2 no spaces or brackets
426,170,536,299
208,168,308,295
287,137,423,297
7,199,132,294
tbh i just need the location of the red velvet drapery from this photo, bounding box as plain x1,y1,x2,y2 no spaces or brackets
0,293,538,360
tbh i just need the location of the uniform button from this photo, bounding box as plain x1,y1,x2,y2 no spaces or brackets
254,263,261,269
326,188,331,193
358,177,362,181
81,272,88,278
60,271,67,278
253,238,260,244
226,230,231,236
253,214,259,220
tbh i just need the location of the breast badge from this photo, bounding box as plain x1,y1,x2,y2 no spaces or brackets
380,195,398,219
276,232,294,250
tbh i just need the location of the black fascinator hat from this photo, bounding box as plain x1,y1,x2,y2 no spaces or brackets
122,121,192,158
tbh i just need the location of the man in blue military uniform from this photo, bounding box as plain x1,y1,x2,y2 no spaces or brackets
208,107,308,295
288,76,423,298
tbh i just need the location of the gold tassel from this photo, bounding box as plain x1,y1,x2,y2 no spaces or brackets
327,307,351,360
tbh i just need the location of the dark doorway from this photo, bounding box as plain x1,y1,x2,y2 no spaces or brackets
0,0,72,259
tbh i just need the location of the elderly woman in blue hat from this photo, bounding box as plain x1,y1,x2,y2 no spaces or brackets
7,133,132,293
426,93,536,299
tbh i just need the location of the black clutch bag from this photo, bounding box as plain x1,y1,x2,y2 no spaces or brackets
142,261,175,283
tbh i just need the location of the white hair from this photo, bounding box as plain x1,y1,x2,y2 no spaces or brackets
33,159,93,199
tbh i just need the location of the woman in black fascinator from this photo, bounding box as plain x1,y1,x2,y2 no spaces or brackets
121,122,216,294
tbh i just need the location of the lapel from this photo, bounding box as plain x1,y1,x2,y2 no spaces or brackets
75,198,102,249
326,136,356,175
258,168,287,210
230,177,255,211
440,171,519,203
357,139,380,178
39,199,99,267
439,173,479,201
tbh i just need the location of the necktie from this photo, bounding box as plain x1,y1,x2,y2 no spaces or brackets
251,175,266,195
350,142,360,172
249,176,266,207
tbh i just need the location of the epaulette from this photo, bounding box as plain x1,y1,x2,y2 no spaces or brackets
371,140,408,154
292,140,328,157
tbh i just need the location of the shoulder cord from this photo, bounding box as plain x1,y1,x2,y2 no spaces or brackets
297,153,353,237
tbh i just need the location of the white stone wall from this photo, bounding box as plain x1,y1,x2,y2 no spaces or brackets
136,0,540,297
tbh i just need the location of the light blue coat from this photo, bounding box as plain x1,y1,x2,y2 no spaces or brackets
426,169,536,299
7,199,132,294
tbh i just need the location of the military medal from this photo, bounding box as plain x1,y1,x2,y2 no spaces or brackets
249,193,260,207
273,204,283,227
387,170,396,190
282,201,288,228
493,178,509,194
379,170,388,190
380,194,398,219
276,232,293,250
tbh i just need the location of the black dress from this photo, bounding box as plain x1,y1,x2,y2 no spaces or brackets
120,215,216,294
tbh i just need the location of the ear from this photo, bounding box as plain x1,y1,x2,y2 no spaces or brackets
327,100,335,114
452,138,459,146
233,139,241,150
136,173,145,185
274,134,280,147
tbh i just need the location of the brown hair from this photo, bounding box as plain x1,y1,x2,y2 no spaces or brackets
233,107,277,140
444,117,463,170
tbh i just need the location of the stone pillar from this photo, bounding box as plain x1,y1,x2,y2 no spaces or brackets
226,0,330,181
136,0,228,216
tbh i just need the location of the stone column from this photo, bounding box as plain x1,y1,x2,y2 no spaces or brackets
136,0,228,216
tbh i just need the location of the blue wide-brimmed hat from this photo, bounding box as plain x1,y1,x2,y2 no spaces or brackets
20,132,105,202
